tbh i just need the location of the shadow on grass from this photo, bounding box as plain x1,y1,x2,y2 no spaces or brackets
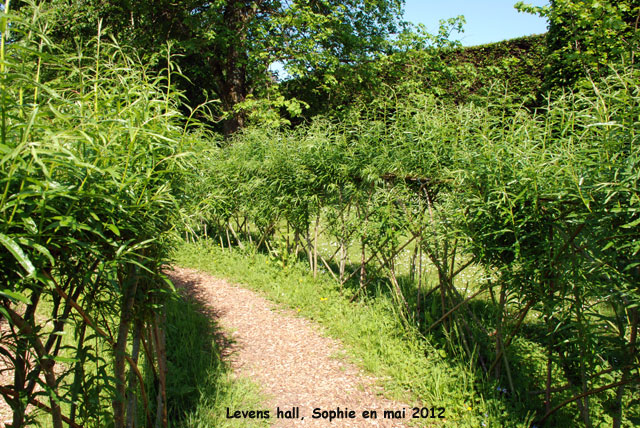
153,271,236,426
333,264,578,426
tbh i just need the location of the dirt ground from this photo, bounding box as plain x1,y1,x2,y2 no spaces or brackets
168,267,414,427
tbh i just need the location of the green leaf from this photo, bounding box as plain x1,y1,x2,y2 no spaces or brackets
106,223,121,237
17,238,55,266
0,233,35,275
23,217,38,234
0,289,32,305
621,217,640,229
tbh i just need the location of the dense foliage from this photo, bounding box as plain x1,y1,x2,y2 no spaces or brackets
284,30,549,119
183,69,640,426
517,0,640,88
0,4,203,427
16,0,405,133
439,34,546,105
1,0,639,427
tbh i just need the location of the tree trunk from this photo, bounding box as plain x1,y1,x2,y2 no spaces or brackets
6,307,63,428
612,307,638,428
153,310,168,428
313,215,320,278
126,319,143,428
218,2,253,137
113,269,139,428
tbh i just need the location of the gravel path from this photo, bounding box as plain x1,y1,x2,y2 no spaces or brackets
168,266,413,427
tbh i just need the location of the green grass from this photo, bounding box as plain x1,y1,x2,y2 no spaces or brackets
29,289,268,428
162,291,269,428
173,239,537,428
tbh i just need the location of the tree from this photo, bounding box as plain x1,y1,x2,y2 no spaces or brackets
20,0,405,134
516,0,640,88
282,16,467,119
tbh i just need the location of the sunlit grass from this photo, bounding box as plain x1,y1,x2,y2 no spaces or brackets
174,239,537,428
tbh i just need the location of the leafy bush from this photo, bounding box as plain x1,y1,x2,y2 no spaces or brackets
185,67,640,427
0,5,200,427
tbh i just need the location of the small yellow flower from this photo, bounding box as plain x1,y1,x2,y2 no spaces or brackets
467,406,472,411
320,297,327,301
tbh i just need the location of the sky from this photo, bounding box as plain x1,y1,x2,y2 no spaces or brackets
403,0,550,46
